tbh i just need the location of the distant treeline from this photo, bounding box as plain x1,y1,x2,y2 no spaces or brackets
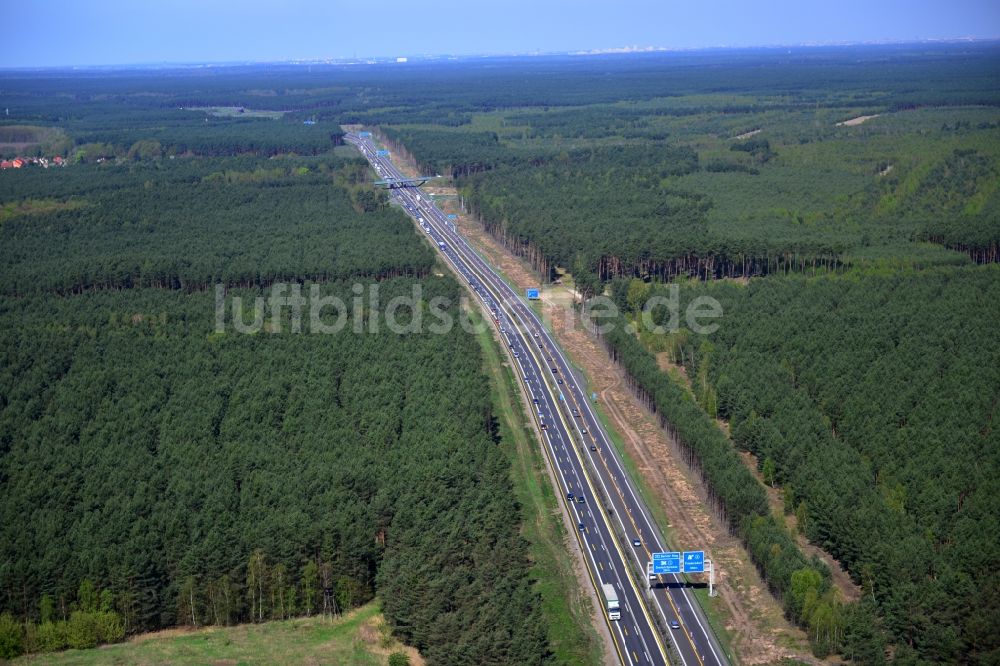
0,157,430,295
456,143,846,289
74,121,344,158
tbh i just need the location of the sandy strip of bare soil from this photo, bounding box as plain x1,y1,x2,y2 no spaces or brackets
836,114,881,127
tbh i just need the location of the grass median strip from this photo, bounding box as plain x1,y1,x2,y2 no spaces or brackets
468,306,603,666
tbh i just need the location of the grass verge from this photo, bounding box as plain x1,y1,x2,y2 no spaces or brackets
15,602,416,666
474,253,736,663
584,373,739,663
692,587,740,664
467,305,603,666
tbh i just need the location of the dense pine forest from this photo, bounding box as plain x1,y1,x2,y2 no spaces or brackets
369,47,999,286
0,158,431,295
0,282,546,663
370,46,1000,663
606,268,1000,663
1,42,999,664
687,270,1000,664
0,101,548,660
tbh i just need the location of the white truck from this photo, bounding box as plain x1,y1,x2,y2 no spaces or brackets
602,583,620,621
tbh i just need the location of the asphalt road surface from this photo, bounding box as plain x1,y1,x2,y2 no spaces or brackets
348,133,728,666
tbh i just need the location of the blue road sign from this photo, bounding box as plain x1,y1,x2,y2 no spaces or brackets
683,551,705,573
652,552,681,574
447,214,458,219
359,131,372,138
376,149,390,157
526,288,540,300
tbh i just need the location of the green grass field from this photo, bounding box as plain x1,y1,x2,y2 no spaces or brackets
13,603,417,666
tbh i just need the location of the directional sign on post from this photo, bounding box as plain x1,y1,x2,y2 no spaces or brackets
652,552,681,574
526,288,540,300
376,149,389,157
447,214,458,219
683,551,705,573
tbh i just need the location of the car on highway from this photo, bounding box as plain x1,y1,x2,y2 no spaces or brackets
670,620,681,630
358,143,716,662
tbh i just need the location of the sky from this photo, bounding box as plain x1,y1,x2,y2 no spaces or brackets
3,0,999,68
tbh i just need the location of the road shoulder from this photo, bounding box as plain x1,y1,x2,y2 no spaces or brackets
384,138,816,664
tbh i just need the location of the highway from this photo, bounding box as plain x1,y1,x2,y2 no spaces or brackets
347,132,728,666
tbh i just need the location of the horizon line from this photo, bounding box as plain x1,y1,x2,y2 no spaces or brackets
1,36,998,73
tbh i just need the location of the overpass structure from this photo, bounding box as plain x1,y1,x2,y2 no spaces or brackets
373,175,442,188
